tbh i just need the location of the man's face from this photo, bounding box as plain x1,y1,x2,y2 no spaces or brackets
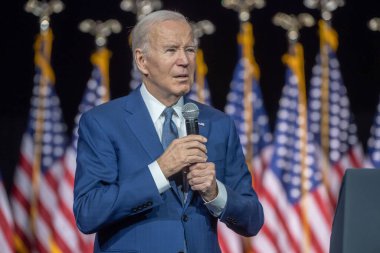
136,20,197,106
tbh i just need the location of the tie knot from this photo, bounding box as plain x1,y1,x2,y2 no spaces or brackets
163,107,175,119
161,107,178,150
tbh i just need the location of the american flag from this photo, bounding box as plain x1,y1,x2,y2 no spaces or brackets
223,22,272,253
52,47,111,252
258,43,332,253
308,21,363,208
11,29,68,253
365,96,380,168
0,172,14,253
186,49,212,105
225,22,272,191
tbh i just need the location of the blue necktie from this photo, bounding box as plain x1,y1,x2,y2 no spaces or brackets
162,107,178,149
162,107,184,195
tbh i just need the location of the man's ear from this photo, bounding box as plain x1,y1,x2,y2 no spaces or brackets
135,49,149,75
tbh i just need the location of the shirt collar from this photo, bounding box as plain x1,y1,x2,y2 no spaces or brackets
140,83,184,123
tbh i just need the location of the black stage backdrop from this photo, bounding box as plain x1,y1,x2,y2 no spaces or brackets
1,0,380,191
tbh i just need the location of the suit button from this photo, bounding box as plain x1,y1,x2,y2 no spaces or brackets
147,201,153,206
132,208,137,213
182,215,188,222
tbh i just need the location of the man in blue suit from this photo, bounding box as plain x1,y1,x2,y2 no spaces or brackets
74,10,264,253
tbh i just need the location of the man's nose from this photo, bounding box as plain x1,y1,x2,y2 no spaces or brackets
176,49,190,66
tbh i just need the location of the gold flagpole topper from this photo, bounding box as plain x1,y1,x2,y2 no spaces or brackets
304,0,345,21
222,0,266,22
120,0,162,21
273,13,315,44
24,0,64,31
79,19,122,48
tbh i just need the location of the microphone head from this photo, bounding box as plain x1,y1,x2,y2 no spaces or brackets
182,102,199,120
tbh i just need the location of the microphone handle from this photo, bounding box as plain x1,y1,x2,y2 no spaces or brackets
185,118,199,135
183,118,199,194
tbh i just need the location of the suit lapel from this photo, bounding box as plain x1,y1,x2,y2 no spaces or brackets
123,89,163,161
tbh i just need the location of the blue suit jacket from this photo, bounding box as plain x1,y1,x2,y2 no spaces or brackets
74,87,264,253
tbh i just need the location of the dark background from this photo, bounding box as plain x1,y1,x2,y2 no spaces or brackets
1,0,380,191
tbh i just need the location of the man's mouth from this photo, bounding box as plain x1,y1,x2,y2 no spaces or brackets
174,74,190,81
174,74,189,78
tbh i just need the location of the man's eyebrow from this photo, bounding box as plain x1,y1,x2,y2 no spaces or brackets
160,42,197,49
159,43,180,49
163,44,179,48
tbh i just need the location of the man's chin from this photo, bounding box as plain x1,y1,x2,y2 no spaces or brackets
175,83,191,96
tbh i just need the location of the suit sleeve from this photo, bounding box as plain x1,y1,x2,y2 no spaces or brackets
73,112,164,234
218,117,264,237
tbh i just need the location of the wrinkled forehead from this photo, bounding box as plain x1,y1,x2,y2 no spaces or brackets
148,20,196,46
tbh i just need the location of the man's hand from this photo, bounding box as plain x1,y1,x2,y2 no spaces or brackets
187,162,218,202
157,135,207,178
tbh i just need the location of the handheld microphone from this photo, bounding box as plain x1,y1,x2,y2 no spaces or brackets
182,102,200,194
182,102,200,135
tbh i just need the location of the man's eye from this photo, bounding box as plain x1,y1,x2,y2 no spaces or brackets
166,48,176,52
186,48,196,53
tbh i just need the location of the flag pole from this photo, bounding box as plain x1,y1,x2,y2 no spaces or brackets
274,12,315,253
222,1,265,252
304,0,344,207
319,20,339,206
191,20,215,104
241,23,255,181
24,1,64,250
195,49,207,104
222,0,265,187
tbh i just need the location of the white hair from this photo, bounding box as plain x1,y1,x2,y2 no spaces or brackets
131,10,197,59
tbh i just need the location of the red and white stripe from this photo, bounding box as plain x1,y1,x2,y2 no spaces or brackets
251,145,273,191
11,134,69,252
12,134,35,252
250,146,277,253
252,167,333,253
218,222,244,253
217,145,273,253
1,175,14,253
328,145,363,207
52,146,94,252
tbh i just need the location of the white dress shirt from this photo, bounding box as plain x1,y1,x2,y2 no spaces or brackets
140,84,227,217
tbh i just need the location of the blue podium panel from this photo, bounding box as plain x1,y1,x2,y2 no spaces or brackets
330,169,380,253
